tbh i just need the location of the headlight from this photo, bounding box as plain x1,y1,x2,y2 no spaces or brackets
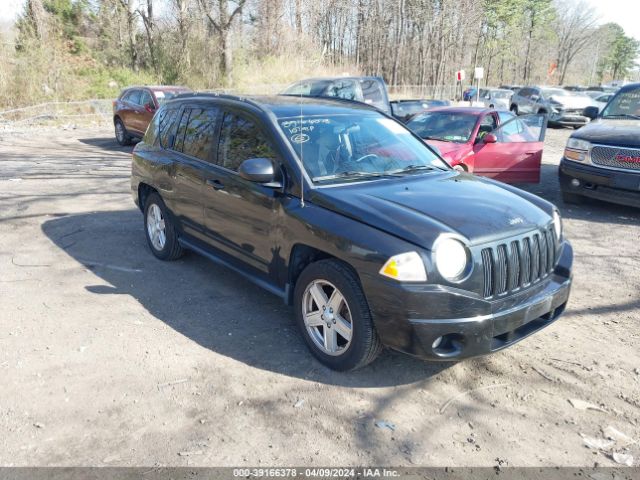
552,210,562,240
434,238,470,281
379,251,427,282
564,138,591,162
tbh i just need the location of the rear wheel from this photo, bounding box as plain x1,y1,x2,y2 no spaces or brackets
143,193,184,260
115,118,132,146
510,105,518,115
294,259,382,371
562,190,584,205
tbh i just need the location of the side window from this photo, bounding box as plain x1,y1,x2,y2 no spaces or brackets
173,108,192,152
124,89,141,105
143,110,160,144
181,107,218,161
140,90,153,108
359,79,384,104
519,88,532,98
477,113,498,139
495,116,543,143
284,82,312,95
159,108,179,148
217,112,277,172
326,80,358,101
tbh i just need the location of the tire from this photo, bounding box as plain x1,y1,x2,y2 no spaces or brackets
114,118,132,146
510,105,518,115
562,190,584,205
143,192,184,260
294,259,382,371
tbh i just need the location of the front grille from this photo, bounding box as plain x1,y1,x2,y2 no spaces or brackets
481,228,557,298
562,109,585,116
591,145,640,171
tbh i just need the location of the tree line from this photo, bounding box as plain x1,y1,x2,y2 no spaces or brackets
1,0,639,108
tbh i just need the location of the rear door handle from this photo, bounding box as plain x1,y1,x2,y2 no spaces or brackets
206,179,225,190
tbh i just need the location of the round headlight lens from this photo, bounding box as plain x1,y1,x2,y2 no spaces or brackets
553,210,562,240
435,238,469,280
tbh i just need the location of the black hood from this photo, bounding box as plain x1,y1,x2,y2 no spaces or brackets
310,172,554,249
572,118,640,148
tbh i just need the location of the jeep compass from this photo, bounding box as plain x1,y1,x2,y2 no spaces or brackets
131,93,573,371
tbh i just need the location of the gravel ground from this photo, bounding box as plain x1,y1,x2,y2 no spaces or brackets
0,125,638,467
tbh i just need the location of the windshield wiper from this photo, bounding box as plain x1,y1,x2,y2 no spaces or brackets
389,164,439,174
312,170,403,182
603,114,640,120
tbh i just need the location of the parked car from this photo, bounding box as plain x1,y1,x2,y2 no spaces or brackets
510,86,592,128
477,88,513,110
131,93,572,370
406,107,546,183
390,99,451,122
113,85,191,145
559,82,640,208
281,76,391,115
462,87,477,102
591,93,613,112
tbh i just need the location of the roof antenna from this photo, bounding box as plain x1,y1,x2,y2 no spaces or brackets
298,60,305,208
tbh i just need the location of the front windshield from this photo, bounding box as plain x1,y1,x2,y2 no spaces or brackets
406,112,477,143
154,91,184,105
491,90,512,99
542,88,569,98
278,114,449,183
601,86,640,118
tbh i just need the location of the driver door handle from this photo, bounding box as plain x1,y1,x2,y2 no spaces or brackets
206,179,225,190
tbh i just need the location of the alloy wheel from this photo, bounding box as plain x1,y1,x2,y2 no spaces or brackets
302,279,353,356
146,204,166,251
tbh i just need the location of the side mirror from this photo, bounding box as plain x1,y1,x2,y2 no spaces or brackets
238,158,280,186
483,133,498,144
583,106,599,120
144,102,156,113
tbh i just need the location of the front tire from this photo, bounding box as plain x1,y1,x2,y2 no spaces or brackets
143,193,184,260
115,118,132,146
510,105,518,115
294,259,382,371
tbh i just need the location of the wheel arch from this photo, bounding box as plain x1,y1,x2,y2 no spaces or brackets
286,244,361,306
137,182,158,212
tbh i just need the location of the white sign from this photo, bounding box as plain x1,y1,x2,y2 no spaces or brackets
474,67,484,79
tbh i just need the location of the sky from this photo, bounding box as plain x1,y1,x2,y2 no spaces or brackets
1,0,639,41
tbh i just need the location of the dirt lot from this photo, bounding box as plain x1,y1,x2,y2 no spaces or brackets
0,125,639,467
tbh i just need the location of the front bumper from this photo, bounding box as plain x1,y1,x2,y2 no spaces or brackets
559,158,640,208
364,241,573,360
549,113,589,127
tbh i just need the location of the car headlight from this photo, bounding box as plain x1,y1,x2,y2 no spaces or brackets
564,138,591,162
552,210,562,240
379,251,427,282
434,237,470,281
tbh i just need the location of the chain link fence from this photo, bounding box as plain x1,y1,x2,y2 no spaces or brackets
0,100,113,127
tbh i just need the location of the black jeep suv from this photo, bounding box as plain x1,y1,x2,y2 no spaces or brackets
560,83,640,207
131,93,573,371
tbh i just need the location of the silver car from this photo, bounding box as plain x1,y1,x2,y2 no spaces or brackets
477,88,513,110
510,86,592,128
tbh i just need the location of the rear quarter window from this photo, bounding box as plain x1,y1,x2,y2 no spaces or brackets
159,108,179,148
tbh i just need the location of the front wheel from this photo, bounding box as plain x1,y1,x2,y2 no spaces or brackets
510,105,518,115
294,259,382,371
143,193,184,260
115,118,132,146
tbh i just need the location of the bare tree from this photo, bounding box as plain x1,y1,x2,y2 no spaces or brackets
554,0,597,84
199,0,247,84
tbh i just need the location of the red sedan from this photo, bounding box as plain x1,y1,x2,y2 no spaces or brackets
406,107,547,183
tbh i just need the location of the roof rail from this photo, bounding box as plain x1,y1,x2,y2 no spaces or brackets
169,91,271,113
278,93,382,112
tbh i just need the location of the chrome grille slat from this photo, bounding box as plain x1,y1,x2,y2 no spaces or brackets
530,234,540,281
495,245,508,294
591,145,640,171
508,241,520,291
481,227,558,299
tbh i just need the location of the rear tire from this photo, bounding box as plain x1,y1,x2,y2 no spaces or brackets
562,190,584,205
294,259,382,371
115,118,132,146
143,193,184,260
510,105,518,115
